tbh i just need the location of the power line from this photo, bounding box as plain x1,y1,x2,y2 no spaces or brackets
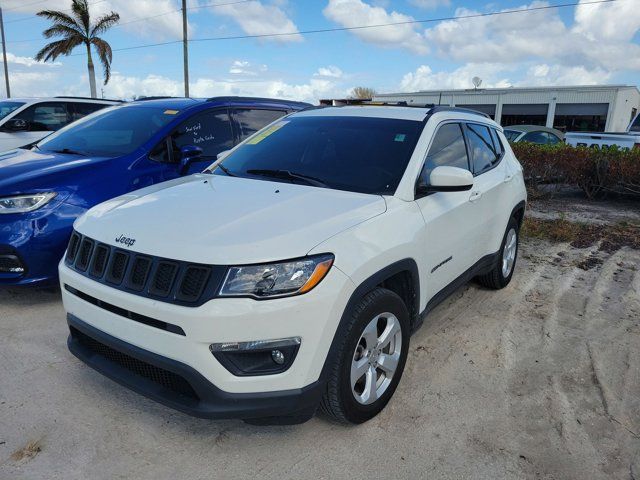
4,0,107,24
64,0,621,56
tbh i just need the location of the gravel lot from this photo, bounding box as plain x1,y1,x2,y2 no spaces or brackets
1,220,639,479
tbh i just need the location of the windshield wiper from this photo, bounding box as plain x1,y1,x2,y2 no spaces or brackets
50,148,88,156
246,169,328,188
215,164,237,177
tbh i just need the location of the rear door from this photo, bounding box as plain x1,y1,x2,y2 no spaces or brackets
464,123,510,257
230,108,288,143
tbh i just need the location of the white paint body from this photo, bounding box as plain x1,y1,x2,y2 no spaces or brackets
60,106,527,395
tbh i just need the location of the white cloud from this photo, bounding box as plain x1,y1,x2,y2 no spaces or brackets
323,0,429,54
521,64,611,86
98,65,349,103
424,1,640,72
211,0,301,42
5,53,60,68
399,64,513,91
228,60,268,76
315,66,343,78
408,0,450,9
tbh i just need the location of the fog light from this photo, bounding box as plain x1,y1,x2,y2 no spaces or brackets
0,255,25,274
271,349,285,365
209,337,301,376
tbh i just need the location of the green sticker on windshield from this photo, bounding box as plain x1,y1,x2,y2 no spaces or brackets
394,134,406,142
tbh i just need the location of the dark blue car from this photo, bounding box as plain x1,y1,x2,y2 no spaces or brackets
0,96,310,287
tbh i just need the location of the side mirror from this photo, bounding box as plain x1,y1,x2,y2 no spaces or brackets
416,166,474,196
5,118,29,132
178,145,203,174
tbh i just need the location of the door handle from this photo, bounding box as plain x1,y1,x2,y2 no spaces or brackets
504,174,514,183
469,191,482,202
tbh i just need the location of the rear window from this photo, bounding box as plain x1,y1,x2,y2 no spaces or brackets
213,115,423,195
503,129,521,142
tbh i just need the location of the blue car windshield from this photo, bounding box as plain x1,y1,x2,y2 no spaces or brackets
0,101,26,120
37,105,176,157
211,115,423,195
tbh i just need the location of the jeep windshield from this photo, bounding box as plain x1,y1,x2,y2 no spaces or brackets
36,105,175,157
0,101,25,121
210,115,423,195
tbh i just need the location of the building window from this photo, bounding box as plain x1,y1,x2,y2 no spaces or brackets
553,103,609,132
501,104,549,127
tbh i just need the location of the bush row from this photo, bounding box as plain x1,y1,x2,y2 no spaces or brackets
510,143,640,199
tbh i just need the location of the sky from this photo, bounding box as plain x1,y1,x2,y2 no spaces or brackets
1,0,640,103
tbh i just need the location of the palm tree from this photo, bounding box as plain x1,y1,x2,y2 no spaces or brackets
35,0,120,98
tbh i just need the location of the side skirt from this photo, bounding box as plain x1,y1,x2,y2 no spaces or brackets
411,251,499,333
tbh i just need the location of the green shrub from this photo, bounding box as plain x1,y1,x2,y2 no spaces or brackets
510,142,640,199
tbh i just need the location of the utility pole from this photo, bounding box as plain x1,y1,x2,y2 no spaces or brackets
181,0,189,97
0,7,10,98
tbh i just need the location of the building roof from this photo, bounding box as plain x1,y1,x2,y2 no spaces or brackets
375,84,640,97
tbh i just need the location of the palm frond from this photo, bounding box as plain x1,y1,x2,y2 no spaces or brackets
71,0,91,34
34,36,84,62
90,12,120,38
91,37,113,85
42,24,85,40
36,10,81,30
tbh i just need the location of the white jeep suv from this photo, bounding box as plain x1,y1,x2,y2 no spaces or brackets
59,105,526,425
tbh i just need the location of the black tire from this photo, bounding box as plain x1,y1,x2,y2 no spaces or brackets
477,216,520,289
320,288,410,424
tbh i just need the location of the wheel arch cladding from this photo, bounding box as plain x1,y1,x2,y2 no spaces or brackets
511,200,526,228
319,258,419,381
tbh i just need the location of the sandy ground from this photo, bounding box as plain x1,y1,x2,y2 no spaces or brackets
1,235,639,479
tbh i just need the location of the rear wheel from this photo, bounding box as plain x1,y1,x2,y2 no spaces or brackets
477,216,519,289
320,288,410,424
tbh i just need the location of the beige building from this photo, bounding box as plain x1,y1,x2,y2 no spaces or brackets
372,85,640,132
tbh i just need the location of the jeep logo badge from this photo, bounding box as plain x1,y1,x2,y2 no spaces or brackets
115,235,136,248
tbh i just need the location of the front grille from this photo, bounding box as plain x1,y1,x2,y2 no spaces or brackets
71,326,198,400
64,232,225,306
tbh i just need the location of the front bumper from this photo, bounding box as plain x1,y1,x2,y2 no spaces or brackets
0,202,85,287
67,314,323,420
60,259,354,407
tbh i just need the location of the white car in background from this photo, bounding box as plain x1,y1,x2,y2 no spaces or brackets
60,105,527,425
0,97,120,152
565,112,640,149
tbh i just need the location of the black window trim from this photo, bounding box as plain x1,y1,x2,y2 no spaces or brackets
148,106,232,165
462,121,506,177
414,120,472,199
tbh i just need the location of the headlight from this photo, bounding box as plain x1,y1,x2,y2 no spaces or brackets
0,192,57,214
220,254,334,298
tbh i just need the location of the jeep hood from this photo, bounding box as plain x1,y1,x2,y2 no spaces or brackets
75,174,387,264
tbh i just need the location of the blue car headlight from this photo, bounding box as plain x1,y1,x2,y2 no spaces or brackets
0,192,57,214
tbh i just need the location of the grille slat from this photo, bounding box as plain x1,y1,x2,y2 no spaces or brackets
89,244,110,278
71,326,198,400
66,232,223,306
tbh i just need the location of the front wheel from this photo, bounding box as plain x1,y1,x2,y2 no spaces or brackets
320,288,410,424
477,216,520,289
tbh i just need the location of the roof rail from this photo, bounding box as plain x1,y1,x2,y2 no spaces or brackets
55,95,124,103
362,100,436,109
205,96,312,109
133,96,184,101
428,105,492,119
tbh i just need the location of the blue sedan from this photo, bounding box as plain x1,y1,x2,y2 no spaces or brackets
0,96,310,287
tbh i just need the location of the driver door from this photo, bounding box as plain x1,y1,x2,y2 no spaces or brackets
415,122,478,300
148,108,235,182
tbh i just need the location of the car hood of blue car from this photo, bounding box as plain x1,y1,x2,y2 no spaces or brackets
0,148,113,195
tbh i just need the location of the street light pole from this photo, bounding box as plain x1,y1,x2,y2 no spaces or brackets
0,7,10,98
181,0,189,98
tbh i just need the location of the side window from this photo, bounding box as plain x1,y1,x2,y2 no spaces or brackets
465,123,499,175
171,109,234,159
489,128,504,158
233,108,287,141
545,132,561,145
70,102,107,122
521,131,547,144
419,123,469,185
13,102,69,131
